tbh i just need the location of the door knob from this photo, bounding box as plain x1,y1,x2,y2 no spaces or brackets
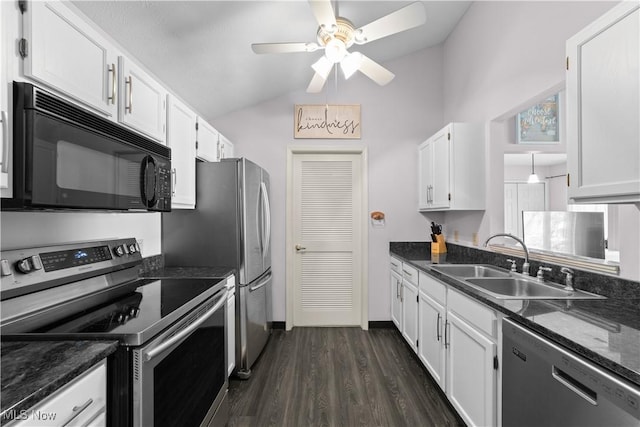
295,244,306,251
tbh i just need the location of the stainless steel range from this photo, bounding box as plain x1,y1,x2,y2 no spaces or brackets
0,238,229,427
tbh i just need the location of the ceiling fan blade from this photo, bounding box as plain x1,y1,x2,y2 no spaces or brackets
355,2,426,45
311,55,333,80
251,42,320,54
357,54,395,86
308,0,337,30
306,72,328,93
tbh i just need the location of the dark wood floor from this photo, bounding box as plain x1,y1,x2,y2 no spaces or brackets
228,327,464,427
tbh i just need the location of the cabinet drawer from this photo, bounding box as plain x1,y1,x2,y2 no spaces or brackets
9,360,107,427
447,289,496,337
401,264,419,284
419,271,446,305
390,257,402,274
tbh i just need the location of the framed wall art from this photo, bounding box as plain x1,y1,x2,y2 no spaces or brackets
516,94,560,144
294,104,361,139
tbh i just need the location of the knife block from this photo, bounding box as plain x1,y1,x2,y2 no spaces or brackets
431,235,447,254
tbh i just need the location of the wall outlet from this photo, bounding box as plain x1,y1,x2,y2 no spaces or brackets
454,230,459,242
472,233,478,246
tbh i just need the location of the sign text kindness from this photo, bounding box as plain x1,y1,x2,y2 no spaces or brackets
294,104,361,139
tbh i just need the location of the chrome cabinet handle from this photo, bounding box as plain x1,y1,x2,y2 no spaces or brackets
125,76,133,113
436,313,442,341
444,320,450,348
61,398,94,427
400,283,404,302
144,291,227,361
1,111,7,173
108,63,116,104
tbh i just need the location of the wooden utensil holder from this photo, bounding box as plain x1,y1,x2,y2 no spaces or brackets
431,235,447,254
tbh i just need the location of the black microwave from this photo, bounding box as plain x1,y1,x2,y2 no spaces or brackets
3,82,172,212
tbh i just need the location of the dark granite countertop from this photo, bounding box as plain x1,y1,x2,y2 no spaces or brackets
141,266,235,279
0,341,118,425
390,242,640,388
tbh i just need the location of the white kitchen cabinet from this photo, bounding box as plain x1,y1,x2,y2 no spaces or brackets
401,271,419,353
566,1,639,204
418,271,447,390
418,123,485,211
445,289,497,427
390,257,403,331
21,1,118,117
7,360,107,427
118,56,167,143
218,134,234,160
196,118,219,162
167,95,197,209
0,1,10,192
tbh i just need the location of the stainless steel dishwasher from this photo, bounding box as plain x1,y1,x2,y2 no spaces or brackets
502,318,640,426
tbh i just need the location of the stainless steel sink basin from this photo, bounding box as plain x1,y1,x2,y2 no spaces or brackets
430,264,512,278
465,277,606,300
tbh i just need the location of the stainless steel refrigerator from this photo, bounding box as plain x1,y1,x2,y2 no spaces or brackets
162,158,272,379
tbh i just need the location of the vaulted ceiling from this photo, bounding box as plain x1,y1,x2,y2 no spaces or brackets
72,1,471,120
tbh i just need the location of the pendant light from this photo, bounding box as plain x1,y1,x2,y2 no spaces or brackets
527,153,540,184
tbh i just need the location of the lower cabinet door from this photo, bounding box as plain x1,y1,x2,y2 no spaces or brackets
446,311,496,427
418,291,446,390
401,281,419,353
390,271,402,330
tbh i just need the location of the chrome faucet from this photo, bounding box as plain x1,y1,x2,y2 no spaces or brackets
484,233,530,276
561,267,575,291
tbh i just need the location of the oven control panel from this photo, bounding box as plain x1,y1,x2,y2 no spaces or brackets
0,238,142,300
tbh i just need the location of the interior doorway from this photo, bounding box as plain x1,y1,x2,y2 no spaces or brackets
285,146,368,330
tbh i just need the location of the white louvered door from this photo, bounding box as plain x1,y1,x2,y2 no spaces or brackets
292,154,363,326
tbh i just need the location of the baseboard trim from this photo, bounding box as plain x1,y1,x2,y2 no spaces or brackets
272,321,286,330
368,321,395,329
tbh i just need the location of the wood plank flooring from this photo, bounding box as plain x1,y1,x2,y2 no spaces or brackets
228,327,465,427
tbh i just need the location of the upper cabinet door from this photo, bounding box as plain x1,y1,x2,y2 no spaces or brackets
118,57,167,143
167,95,196,209
196,118,218,162
430,127,451,209
23,1,118,117
566,2,639,203
0,2,9,192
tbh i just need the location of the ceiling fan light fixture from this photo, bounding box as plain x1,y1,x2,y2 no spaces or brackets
311,55,333,79
324,38,347,63
341,52,362,79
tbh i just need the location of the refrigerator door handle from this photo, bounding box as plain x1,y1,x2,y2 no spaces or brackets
249,272,271,292
260,181,272,256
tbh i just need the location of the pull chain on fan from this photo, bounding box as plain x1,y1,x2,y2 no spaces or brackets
251,0,427,93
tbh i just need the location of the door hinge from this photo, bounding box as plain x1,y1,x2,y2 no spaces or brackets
416,295,419,303
195,122,199,131
447,132,451,141
18,38,28,58
416,339,419,348
18,0,27,13
448,193,451,201
195,140,199,150
493,355,499,370
566,56,569,71
567,173,570,187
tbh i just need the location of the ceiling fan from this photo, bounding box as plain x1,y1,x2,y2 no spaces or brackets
251,0,427,93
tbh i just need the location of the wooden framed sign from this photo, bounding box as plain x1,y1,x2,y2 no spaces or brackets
294,104,361,139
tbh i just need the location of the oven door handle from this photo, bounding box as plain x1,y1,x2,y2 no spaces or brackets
144,291,227,362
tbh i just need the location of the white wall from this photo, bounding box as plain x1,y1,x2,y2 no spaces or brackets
441,1,640,281
213,47,444,321
1,212,161,256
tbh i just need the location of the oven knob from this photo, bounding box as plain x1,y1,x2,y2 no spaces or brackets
128,244,137,254
113,245,126,257
129,307,140,317
15,256,43,274
1,260,12,277
117,313,125,323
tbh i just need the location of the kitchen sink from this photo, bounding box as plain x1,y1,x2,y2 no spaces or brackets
430,264,512,278
465,277,606,300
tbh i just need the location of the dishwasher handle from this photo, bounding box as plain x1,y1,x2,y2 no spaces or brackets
552,366,598,406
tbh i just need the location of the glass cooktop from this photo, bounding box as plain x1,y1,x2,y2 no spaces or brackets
31,278,226,345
